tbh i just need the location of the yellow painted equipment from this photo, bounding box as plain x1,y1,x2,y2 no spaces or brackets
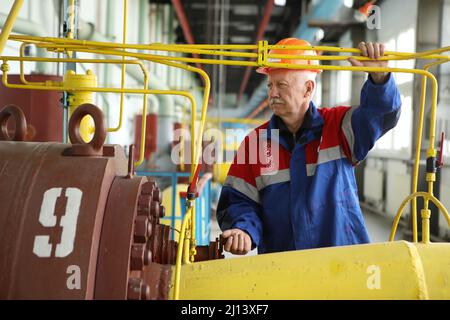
161,183,189,241
174,241,450,299
64,69,97,142
213,162,231,185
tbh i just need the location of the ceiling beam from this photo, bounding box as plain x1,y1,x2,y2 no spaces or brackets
247,99,269,118
236,0,274,105
171,0,203,70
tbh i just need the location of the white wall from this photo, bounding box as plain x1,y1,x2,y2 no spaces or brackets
371,0,417,159
362,0,417,223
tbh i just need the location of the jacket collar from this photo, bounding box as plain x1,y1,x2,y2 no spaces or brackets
265,101,324,151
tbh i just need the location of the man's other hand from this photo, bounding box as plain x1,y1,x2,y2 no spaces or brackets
222,228,252,255
348,41,389,84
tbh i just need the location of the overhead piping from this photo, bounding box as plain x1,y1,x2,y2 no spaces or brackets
171,0,203,71
0,13,49,73
234,0,346,119
236,0,274,105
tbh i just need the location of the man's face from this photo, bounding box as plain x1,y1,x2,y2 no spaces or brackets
267,69,312,118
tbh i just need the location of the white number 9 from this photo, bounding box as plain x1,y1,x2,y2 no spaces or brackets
33,187,82,258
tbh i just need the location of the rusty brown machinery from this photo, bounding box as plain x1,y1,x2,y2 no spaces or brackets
0,104,223,300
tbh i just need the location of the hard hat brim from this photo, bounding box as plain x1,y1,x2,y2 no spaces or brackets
256,67,322,75
256,66,270,74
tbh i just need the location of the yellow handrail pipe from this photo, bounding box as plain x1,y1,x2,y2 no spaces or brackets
0,0,24,57
109,0,128,133
399,59,448,243
207,117,265,126
9,34,449,61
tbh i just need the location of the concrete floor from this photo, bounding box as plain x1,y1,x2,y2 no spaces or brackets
209,209,403,258
363,209,403,242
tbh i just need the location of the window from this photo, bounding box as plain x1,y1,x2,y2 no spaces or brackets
372,28,415,158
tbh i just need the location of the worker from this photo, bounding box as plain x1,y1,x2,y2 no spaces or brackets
216,38,402,255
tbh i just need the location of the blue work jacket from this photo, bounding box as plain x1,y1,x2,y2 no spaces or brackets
217,73,402,254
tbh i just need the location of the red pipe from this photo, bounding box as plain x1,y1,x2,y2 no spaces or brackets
237,0,274,105
247,99,269,119
171,0,203,71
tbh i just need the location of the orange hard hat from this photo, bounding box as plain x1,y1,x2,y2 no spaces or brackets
256,38,322,74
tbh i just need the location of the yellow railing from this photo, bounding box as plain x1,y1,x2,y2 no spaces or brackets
207,117,265,126
0,0,23,56
109,0,129,134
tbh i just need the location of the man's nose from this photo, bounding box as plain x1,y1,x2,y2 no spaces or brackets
269,86,279,98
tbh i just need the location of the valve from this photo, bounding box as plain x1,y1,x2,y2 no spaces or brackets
437,131,445,169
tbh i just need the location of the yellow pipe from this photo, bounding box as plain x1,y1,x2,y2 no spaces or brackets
35,41,434,60
41,45,258,67
64,69,97,142
269,53,450,62
9,51,150,150
153,60,211,266
40,44,450,64
108,0,128,133
410,60,446,243
67,0,75,40
135,90,195,168
179,125,185,172
19,43,45,85
412,75,428,243
43,44,450,66
5,54,151,86
9,35,258,51
2,55,149,65
416,60,440,243
133,58,147,167
420,174,436,243
134,56,210,191
126,61,210,302
65,0,76,58
207,117,265,125
396,46,450,61
1,62,196,94
148,58,208,182
128,44,258,58
0,0,24,57
9,35,450,61
267,43,450,58
173,211,191,300
190,204,196,263
28,41,450,70
14,40,449,75
38,42,260,58
171,241,450,300
183,229,191,265
390,192,450,241
421,209,431,244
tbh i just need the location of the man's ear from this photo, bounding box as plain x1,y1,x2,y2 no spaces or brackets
304,80,315,98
